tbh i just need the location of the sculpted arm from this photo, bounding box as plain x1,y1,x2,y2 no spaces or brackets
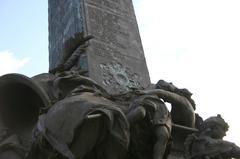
138,89,194,110
218,140,240,159
138,89,195,127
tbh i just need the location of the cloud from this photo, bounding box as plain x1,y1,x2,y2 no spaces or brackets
0,50,30,76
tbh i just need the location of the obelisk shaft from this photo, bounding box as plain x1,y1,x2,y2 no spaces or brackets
48,0,151,93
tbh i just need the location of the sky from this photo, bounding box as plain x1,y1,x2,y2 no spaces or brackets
133,0,240,145
0,0,240,145
0,0,48,75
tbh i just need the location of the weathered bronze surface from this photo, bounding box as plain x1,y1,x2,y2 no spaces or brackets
1,67,239,159
0,1,239,159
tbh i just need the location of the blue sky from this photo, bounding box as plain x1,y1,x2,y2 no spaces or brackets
0,0,48,75
1,0,240,145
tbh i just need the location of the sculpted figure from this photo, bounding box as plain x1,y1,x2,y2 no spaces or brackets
123,79,199,159
28,71,130,159
155,80,196,127
184,115,240,159
126,94,172,159
28,36,130,159
130,80,199,159
0,73,51,159
29,72,176,159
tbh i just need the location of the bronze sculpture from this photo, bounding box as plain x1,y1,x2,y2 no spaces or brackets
0,37,239,159
185,115,240,159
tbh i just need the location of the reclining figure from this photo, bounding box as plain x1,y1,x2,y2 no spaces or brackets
185,115,240,159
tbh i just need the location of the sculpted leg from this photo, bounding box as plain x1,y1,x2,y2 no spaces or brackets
153,126,170,159
126,106,146,125
70,117,104,159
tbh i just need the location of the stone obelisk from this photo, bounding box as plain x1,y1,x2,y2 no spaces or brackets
48,0,151,93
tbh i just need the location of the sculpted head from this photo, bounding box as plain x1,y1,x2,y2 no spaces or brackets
155,79,196,109
155,80,177,92
201,114,229,139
